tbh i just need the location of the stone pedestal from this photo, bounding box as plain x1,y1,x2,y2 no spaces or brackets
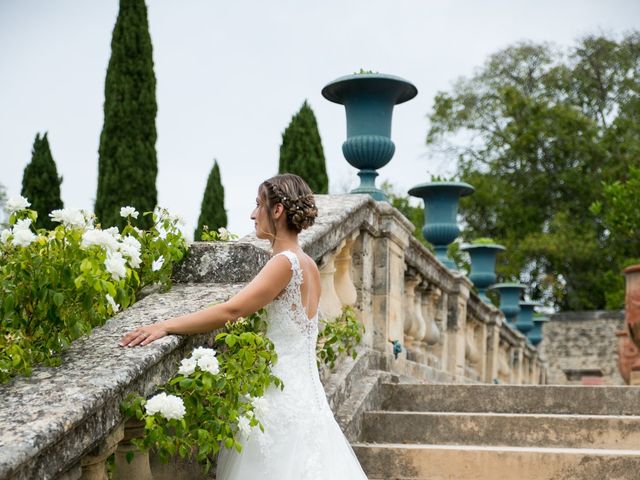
80,424,124,480
113,419,152,480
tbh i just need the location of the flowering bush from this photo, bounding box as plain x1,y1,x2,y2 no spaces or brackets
0,197,188,383
316,306,364,369
200,226,238,242
121,310,280,473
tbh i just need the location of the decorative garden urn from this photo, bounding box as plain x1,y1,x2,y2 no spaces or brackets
527,314,549,347
408,181,475,270
322,73,418,201
624,265,640,349
460,242,506,303
515,300,539,336
616,330,640,384
489,283,525,324
617,264,640,384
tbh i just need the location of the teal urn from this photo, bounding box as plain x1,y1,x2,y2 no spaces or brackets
528,314,550,346
322,73,417,201
461,242,506,303
408,181,475,270
516,300,540,336
490,283,526,324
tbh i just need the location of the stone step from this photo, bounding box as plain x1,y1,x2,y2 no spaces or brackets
361,411,640,450
353,443,640,480
381,383,640,416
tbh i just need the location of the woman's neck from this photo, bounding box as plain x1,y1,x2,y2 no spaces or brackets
271,233,299,255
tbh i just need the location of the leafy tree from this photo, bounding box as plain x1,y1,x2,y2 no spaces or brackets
195,160,228,240
426,33,640,310
95,0,157,229
279,101,329,194
21,133,64,229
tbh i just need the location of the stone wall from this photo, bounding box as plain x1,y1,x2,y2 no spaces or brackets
539,310,625,385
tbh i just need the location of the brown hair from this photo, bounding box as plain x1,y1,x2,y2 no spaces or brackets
258,173,318,240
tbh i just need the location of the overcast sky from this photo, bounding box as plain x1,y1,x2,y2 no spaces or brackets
1,0,639,237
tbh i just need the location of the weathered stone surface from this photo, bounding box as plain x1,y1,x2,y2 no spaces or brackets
362,410,640,449
379,383,640,415
0,283,244,480
353,443,640,480
172,242,270,283
539,310,625,385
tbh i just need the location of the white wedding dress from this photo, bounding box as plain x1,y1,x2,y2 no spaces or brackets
216,250,368,479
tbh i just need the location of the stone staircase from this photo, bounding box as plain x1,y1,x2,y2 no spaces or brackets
351,383,640,480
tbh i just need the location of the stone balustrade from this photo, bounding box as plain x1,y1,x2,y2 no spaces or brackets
0,194,547,480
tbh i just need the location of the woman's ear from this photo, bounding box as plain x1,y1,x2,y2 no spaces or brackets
272,202,285,219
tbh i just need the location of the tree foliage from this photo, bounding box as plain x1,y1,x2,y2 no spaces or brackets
195,160,228,241
95,0,158,230
21,133,64,229
279,101,329,194
426,33,640,310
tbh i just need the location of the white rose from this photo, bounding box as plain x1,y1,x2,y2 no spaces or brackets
119,236,142,268
13,218,32,231
250,396,269,419
6,196,30,214
144,392,186,421
191,347,217,360
120,206,139,219
0,229,10,244
197,355,220,375
217,227,230,241
151,255,165,272
81,229,120,252
49,208,86,228
105,294,120,313
178,357,197,376
237,416,252,436
11,228,36,247
104,251,127,280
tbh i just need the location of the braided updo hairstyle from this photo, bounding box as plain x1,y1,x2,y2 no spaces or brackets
258,173,318,238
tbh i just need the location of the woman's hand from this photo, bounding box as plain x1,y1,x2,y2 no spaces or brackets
119,322,169,347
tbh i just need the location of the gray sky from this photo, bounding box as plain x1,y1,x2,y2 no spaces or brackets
1,0,639,237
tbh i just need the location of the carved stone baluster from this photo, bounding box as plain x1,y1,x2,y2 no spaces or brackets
80,424,124,480
113,419,153,480
497,341,511,383
464,319,482,380
403,271,421,359
319,247,343,321
334,233,358,307
417,285,440,367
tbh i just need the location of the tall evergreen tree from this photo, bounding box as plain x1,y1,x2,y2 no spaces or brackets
195,160,227,240
21,132,63,229
95,0,157,229
279,100,329,194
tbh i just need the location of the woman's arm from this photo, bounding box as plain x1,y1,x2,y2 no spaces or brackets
119,254,293,347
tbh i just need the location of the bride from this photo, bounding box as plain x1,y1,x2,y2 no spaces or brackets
119,173,368,479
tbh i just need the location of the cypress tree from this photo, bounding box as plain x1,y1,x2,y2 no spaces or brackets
95,0,157,229
21,132,64,229
195,160,228,240
278,100,329,194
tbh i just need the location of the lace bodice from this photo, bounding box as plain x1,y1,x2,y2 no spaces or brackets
265,250,319,342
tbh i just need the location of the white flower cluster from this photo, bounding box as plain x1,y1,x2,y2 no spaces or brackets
237,416,252,436
120,206,139,219
79,227,142,281
6,196,30,214
249,395,269,419
144,392,186,420
178,347,220,376
217,227,231,241
49,208,91,228
0,217,38,248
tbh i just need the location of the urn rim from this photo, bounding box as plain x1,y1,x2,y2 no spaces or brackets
322,73,418,105
408,181,475,199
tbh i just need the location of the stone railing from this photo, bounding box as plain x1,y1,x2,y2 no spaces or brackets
0,194,547,480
